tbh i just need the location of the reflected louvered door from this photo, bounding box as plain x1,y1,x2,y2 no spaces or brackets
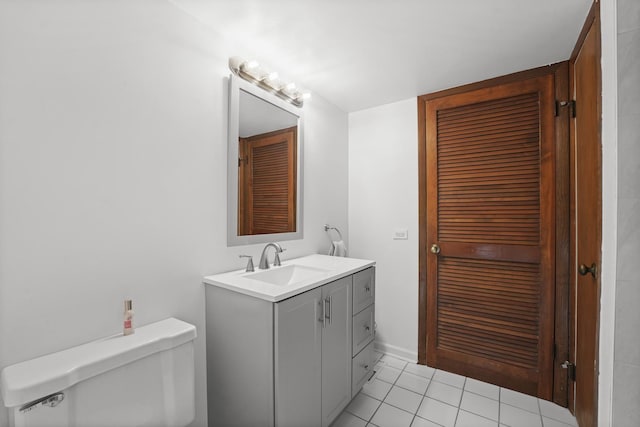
238,127,296,235
426,75,555,398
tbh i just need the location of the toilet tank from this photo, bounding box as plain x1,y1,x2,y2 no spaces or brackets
1,318,196,427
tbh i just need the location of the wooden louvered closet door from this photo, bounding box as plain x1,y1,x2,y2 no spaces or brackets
238,126,297,235
425,75,556,398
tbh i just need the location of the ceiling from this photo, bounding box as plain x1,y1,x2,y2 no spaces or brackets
171,0,592,113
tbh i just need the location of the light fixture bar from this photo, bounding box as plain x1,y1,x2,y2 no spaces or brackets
229,56,310,108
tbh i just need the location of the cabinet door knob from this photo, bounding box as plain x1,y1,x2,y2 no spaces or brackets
363,364,369,370
430,244,441,254
364,325,370,331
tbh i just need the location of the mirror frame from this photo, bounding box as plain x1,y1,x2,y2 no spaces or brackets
227,74,304,246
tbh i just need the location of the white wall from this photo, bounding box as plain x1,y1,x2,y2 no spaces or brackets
611,0,640,424
598,0,619,425
348,99,419,361
0,2,348,426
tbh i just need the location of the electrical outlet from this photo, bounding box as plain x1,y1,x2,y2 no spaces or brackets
393,228,408,240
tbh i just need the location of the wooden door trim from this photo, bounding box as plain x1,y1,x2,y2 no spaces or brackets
418,63,565,102
569,0,601,420
553,62,571,408
418,96,428,364
417,63,571,406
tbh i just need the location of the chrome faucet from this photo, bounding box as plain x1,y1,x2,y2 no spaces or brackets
259,242,284,269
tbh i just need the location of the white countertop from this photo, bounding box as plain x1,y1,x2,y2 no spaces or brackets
203,254,375,302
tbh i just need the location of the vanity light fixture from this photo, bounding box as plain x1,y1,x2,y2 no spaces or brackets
229,56,310,107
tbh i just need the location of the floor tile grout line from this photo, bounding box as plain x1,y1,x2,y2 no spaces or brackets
392,380,429,396
464,387,499,402
450,377,467,427
500,399,543,416
538,397,544,427
457,407,501,425
406,363,434,427
410,391,425,427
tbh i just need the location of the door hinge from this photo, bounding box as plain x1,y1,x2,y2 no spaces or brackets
561,360,576,381
238,156,248,167
555,100,576,118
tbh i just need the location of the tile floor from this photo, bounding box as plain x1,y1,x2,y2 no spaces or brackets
333,352,578,427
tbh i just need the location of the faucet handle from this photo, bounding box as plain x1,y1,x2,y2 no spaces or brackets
273,247,286,266
239,255,254,272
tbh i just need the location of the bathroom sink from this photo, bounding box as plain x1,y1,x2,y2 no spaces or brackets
203,254,375,302
246,264,330,286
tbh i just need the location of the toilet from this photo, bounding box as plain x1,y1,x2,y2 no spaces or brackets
0,318,196,427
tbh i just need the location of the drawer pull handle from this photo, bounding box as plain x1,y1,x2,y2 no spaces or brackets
364,285,371,292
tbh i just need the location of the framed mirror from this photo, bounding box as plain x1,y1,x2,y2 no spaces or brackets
227,74,304,246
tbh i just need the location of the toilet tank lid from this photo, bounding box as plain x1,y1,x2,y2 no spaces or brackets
0,317,196,408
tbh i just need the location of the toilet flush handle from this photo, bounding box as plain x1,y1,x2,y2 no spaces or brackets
19,392,65,413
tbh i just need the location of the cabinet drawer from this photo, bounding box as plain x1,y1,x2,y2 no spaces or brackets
352,341,375,398
352,304,374,356
353,267,375,314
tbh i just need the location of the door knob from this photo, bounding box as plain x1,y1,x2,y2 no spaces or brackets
578,263,597,278
430,244,441,254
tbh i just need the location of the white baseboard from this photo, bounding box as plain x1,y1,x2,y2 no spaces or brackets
374,340,418,363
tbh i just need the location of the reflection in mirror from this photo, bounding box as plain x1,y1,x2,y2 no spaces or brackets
227,75,303,246
238,90,298,235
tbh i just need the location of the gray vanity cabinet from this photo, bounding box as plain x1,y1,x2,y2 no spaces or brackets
275,276,352,427
205,273,356,427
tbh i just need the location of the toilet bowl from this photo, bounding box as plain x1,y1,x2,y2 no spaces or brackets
0,318,196,427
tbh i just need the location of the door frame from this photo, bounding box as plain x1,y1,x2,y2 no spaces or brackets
569,0,602,422
417,63,571,406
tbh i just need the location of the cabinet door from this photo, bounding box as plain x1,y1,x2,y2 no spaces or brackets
275,288,322,427
321,276,352,427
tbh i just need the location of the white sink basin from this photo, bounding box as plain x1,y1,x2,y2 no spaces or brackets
246,264,330,286
203,254,375,302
